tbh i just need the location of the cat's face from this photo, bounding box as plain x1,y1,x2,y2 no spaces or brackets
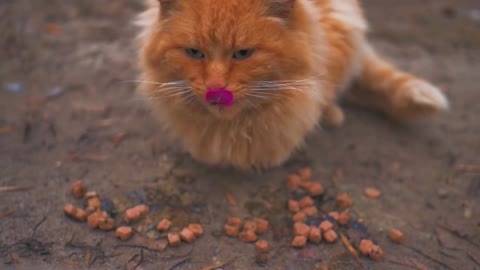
143,0,313,119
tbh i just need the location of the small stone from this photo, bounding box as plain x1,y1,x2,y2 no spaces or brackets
288,200,300,212
359,239,374,256
335,192,352,208
323,229,338,243
63,204,76,217
319,220,334,233
292,211,307,223
299,196,314,208
255,240,270,253
388,229,404,243
224,224,240,237
179,228,196,243
134,204,150,215
187,224,204,237
328,211,340,221
308,227,322,244
363,188,381,199
306,182,324,196
71,180,86,199
116,226,133,241
83,191,98,200
298,168,312,180
87,197,101,210
239,230,257,242
291,235,307,248
293,222,310,237
74,208,88,222
255,219,269,235
369,245,384,261
87,210,107,229
156,219,172,232
168,232,181,247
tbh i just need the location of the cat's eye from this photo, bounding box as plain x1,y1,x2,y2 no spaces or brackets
233,49,255,60
185,48,205,59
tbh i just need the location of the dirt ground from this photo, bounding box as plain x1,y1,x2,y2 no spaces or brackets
1,0,479,269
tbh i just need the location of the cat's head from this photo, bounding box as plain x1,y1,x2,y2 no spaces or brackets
141,0,316,119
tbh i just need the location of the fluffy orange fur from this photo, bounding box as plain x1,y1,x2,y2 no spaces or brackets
136,0,448,169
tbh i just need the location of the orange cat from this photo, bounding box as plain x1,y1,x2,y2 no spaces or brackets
136,0,448,169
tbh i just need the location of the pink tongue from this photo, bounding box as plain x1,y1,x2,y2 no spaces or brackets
205,89,234,107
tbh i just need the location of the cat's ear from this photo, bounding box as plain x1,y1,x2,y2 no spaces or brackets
158,0,178,19
265,0,296,20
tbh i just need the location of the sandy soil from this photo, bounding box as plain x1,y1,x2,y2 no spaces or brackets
1,0,479,269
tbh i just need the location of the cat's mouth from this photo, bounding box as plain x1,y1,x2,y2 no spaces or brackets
205,89,234,108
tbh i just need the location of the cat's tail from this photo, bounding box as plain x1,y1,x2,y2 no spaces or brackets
348,44,449,120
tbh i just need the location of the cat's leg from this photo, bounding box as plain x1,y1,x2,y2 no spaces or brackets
349,43,448,120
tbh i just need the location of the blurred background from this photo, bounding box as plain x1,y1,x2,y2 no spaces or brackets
0,0,479,269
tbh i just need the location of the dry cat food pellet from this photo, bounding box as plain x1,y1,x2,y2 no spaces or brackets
87,210,107,229
359,239,374,256
74,208,88,222
187,224,204,237
63,204,76,217
83,191,98,200
168,232,181,247
156,218,172,232
244,221,257,231
299,196,314,208
288,199,300,212
292,211,307,223
308,227,322,244
319,220,334,233
363,188,381,199
255,240,270,253
335,192,352,208
227,217,243,227
224,224,240,237
180,227,196,243
323,229,338,243
369,245,384,261
298,168,312,180
239,230,257,242
302,206,318,217
337,210,350,225
287,174,302,190
293,222,311,237
291,235,307,248
134,204,150,215
328,211,340,221
388,229,404,243
98,218,115,231
306,182,324,196
124,208,141,223
87,197,101,210
255,219,269,235
71,180,86,199
116,226,133,241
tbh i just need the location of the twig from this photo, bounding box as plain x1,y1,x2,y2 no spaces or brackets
455,165,480,172
225,192,237,206
201,257,238,270
114,244,163,253
404,246,454,270
31,216,47,239
168,257,191,270
467,251,480,267
0,210,15,219
387,258,427,270
0,185,33,192
339,233,363,267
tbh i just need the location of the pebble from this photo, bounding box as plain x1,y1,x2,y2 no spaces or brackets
359,239,374,255
98,218,115,231
255,219,269,235
287,174,302,190
308,227,322,243
388,229,404,243
227,217,243,227
363,188,381,199
369,245,384,261
187,224,204,237
298,168,312,180
288,199,300,212
292,211,307,223
124,208,141,223
337,210,350,225
306,182,324,196
63,204,76,217
299,196,314,208
323,229,338,243
180,227,196,243
293,222,310,237
239,230,257,243
243,221,257,231
71,180,86,199
319,220,334,233
168,232,181,247
87,210,107,229
224,224,240,237
134,204,150,215
87,197,101,210
302,206,318,217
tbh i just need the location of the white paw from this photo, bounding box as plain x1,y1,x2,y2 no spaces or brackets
401,80,449,111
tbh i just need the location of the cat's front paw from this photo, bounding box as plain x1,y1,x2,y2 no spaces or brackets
322,105,345,127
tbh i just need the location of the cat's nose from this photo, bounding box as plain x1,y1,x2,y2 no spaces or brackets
205,78,227,90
